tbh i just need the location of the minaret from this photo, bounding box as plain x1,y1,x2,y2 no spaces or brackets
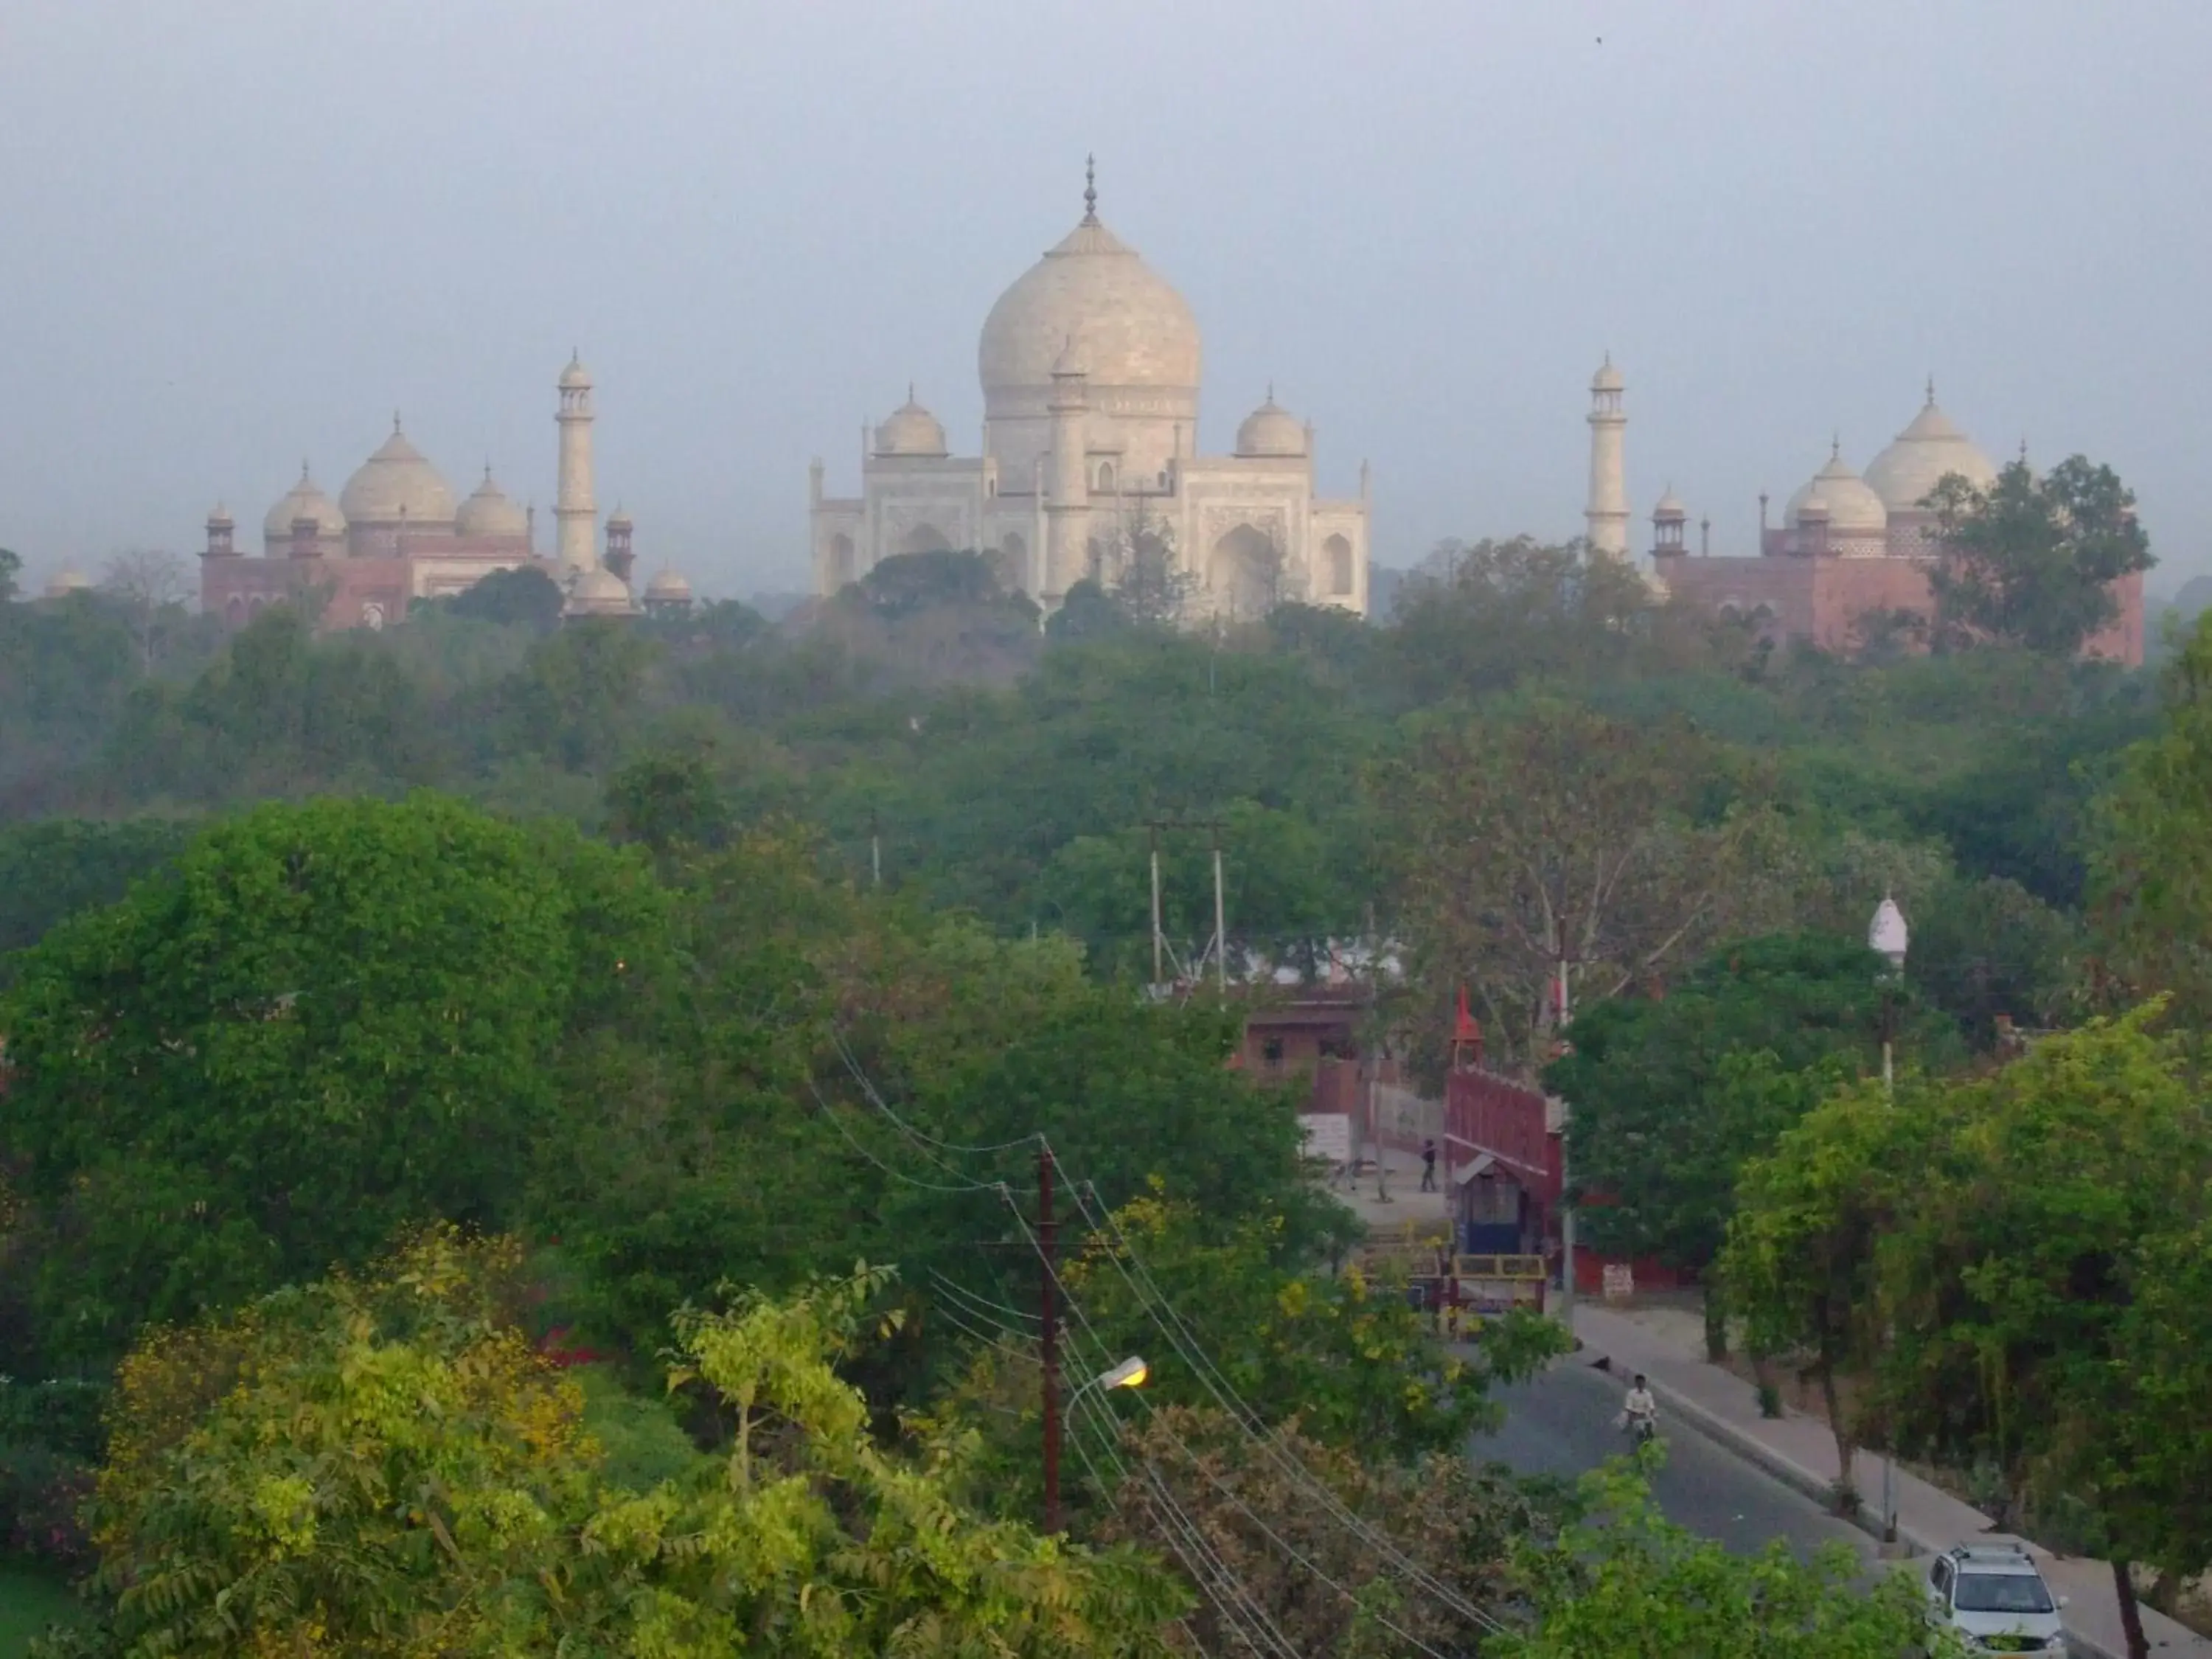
555,352,597,571
1585,355,1629,557
1043,335,1092,602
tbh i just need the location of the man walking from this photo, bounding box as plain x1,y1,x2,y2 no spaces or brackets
1420,1138,1439,1192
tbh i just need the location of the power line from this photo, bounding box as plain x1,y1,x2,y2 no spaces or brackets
998,1180,1478,1658
804,1080,1002,1194
1064,1169,1509,1640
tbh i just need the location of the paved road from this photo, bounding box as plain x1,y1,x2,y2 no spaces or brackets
1472,1358,1873,1562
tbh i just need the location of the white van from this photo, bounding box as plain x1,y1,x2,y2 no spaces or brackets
1925,1542,2068,1654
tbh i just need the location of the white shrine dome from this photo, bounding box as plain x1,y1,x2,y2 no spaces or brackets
1235,392,1307,458
44,570,92,598
341,420,458,526
560,353,592,391
455,466,529,537
874,392,949,457
645,568,693,602
978,189,1201,413
262,464,347,541
1653,486,1687,520
1787,444,1888,535
565,566,635,617
1592,354,1624,393
1864,386,1997,514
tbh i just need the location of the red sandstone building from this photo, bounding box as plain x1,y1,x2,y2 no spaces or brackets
198,357,659,631
1601,378,2144,666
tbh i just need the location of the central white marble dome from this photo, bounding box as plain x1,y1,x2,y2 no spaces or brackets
341,420,458,527
978,206,1201,415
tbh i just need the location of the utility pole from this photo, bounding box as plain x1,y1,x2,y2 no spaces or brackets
1149,823,1164,990
1557,953,1576,1339
1211,822,1227,995
1038,1147,1061,1534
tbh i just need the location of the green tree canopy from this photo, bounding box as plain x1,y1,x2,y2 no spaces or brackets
1928,455,2154,655
0,793,669,1368
62,1231,1186,1658
442,561,566,632
1547,931,1955,1355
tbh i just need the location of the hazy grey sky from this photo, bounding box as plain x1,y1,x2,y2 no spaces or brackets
4,0,2207,599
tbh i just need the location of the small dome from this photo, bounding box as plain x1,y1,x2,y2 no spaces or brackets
262,464,347,543
1797,492,1832,521
559,353,592,391
44,570,92,598
645,568,693,599
1653,486,1687,521
455,466,529,538
1864,384,1998,513
874,392,949,457
1235,392,1307,459
207,501,234,527
605,507,633,531
1786,444,1887,535
564,565,635,617
340,419,458,527
1592,354,1624,393
978,184,1200,417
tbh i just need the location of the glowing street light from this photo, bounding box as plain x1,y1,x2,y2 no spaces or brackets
1076,1355,1149,1400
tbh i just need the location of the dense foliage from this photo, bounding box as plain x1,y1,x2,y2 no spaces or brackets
0,516,2191,1653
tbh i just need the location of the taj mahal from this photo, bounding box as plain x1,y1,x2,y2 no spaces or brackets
809,164,1372,618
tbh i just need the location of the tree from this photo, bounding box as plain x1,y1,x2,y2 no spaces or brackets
1867,1010,2212,1658
1497,1462,1950,1659
2090,609,2212,1023
1385,537,1730,704
1721,1078,1931,1506
1097,1405,1537,1657
1103,507,1200,629
64,1232,1187,1657
96,549,192,673
849,548,1009,620
445,561,566,632
1545,932,1936,1355
1386,701,1783,1074
498,618,656,771
0,793,669,1368
1927,455,2154,655
0,546,19,602
0,817,193,979
1062,1192,1560,1465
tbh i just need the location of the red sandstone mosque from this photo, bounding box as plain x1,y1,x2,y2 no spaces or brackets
1582,364,2144,665
198,355,691,630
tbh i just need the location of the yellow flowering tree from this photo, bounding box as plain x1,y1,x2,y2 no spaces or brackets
58,1231,1186,1658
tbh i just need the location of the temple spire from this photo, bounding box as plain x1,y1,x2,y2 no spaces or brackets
1083,153,1097,222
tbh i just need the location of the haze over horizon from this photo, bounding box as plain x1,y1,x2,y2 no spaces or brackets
4,0,2206,601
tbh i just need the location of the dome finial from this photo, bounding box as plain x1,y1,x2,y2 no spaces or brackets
2020,436,2029,464
1267,379,1275,404
299,458,311,483
1925,374,1936,406
1831,432,1841,461
907,380,915,404
1083,153,1097,222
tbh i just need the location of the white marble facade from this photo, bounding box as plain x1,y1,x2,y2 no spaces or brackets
810,169,1370,619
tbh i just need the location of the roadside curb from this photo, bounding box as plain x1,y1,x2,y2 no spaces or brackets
1576,1350,2125,1659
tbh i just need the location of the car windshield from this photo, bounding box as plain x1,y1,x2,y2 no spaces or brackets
1955,1573,2055,1614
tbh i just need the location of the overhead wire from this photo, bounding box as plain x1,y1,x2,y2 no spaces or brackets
804,1079,1003,1194
1062,1165,1511,1640
998,1180,1468,1659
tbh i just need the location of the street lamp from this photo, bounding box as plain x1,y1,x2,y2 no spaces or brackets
1867,896,1909,1545
1074,1354,1149,1402
1868,897,1909,1097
